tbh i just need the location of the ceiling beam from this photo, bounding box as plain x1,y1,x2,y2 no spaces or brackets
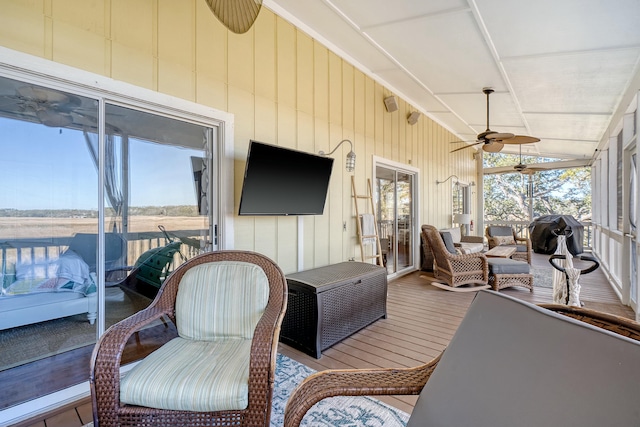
484,159,591,175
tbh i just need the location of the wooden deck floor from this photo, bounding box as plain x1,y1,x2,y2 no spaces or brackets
16,253,635,426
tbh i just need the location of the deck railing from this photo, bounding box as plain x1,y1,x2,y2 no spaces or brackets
484,220,593,251
0,230,208,278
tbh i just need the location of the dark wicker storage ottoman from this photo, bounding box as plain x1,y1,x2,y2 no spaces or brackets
281,261,387,358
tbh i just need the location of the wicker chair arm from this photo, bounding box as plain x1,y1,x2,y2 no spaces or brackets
440,250,487,263
448,254,485,268
486,236,499,249
445,255,488,280
89,304,173,415
460,235,484,244
539,304,640,341
284,356,441,427
436,247,487,270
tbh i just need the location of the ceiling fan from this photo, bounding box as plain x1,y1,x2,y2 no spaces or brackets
0,85,84,127
451,87,540,153
512,144,548,174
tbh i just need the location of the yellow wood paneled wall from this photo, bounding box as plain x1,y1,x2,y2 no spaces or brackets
0,0,477,273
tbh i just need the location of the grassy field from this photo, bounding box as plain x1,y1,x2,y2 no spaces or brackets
0,216,208,239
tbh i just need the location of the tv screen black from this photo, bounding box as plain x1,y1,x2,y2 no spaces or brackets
238,141,334,215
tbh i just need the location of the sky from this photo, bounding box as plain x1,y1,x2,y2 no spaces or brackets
0,118,204,210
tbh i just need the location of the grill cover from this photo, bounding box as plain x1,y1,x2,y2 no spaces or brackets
529,215,584,255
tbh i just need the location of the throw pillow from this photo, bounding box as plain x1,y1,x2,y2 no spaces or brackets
439,232,457,254
494,235,516,246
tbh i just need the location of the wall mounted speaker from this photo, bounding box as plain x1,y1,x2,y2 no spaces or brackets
408,111,420,125
384,96,398,112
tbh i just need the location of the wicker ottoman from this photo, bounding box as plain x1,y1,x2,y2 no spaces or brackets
487,258,533,292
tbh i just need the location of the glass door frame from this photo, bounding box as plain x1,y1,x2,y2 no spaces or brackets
373,156,419,279
624,143,638,316
0,47,235,424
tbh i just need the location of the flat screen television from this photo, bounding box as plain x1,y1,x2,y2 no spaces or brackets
238,140,334,215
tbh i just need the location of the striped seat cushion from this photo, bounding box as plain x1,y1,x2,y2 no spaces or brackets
120,260,270,411
120,338,252,411
175,261,269,340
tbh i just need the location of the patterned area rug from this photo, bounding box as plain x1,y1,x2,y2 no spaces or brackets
271,354,409,426
83,353,409,427
531,265,553,288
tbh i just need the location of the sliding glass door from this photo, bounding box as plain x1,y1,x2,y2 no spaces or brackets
628,151,638,314
375,162,417,276
0,73,222,408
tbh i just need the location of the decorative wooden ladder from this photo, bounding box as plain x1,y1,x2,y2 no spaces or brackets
351,176,384,266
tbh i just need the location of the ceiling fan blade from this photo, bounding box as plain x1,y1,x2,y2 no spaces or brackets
526,165,549,172
16,85,82,112
36,109,73,127
17,86,69,103
519,168,537,175
450,141,482,153
482,141,504,153
450,139,478,144
502,135,540,144
487,132,515,142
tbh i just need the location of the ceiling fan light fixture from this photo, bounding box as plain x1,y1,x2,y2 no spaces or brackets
482,141,504,152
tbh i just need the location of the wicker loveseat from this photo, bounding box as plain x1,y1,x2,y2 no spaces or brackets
284,291,640,427
485,225,532,264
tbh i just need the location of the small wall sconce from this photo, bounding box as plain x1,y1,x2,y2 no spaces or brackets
319,139,356,172
436,175,459,185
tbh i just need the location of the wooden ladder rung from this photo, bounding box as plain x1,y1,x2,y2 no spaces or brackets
352,176,385,267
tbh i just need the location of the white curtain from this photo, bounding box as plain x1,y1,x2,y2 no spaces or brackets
83,130,124,232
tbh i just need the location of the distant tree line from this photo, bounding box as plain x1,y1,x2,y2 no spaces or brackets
0,205,200,217
484,153,591,222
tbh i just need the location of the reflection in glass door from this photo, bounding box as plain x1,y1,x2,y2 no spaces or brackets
376,165,415,275
0,73,221,408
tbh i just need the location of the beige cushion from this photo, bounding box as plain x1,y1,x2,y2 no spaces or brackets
493,235,516,246
120,338,251,411
176,261,269,340
457,242,484,254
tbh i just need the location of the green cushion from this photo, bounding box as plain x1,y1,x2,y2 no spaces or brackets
1,262,16,290
175,261,269,340
120,338,251,411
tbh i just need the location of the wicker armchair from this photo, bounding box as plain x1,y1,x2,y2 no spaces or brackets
421,225,488,289
485,225,532,264
90,250,288,427
284,292,640,427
